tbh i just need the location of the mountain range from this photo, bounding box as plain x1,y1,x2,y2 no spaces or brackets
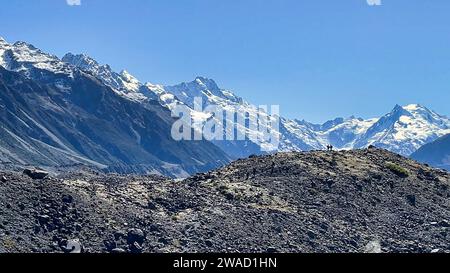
0,37,230,177
1,36,449,176
63,48,450,157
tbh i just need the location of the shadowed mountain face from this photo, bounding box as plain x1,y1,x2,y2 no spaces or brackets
412,134,450,171
0,67,230,177
0,148,448,253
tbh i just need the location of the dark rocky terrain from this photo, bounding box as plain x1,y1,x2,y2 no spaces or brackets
0,147,449,253
0,65,230,178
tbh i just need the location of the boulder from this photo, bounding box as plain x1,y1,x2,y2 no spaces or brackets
406,194,416,207
364,240,382,253
63,239,82,254
23,169,49,180
127,228,145,245
38,215,51,225
113,230,126,240
129,242,143,253
439,220,450,227
266,247,278,253
111,248,126,254
62,195,73,204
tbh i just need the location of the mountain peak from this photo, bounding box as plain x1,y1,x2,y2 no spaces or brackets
389,104,412,118
389,104,436,118
194,76,220,91
402,104,429,113
120,69,132,78
0,39,73,77
62,52,148,100
403,103,422,110
0,36,8,45
392,104,404,111
195,76,212,82
62,52,101,69
63,52,86,60
12,41,38,50
120,70,139,83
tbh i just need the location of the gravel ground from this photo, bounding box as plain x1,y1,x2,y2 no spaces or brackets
0,147,449,253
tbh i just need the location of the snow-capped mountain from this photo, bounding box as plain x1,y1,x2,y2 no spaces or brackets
147,82,450,156
60,52,357,155
156,77,277,156
285,104,450,156
62,53,159,102
289,116,379,150
0,42,155,102
353,104,450,155
63,54,269,158
61,45,450,157
0,37,231,177
0,37,73,79
158,79,450,156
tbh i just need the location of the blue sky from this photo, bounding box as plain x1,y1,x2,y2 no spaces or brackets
0,0,449,123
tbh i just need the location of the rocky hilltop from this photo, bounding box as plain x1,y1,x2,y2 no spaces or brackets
0,147,449,253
